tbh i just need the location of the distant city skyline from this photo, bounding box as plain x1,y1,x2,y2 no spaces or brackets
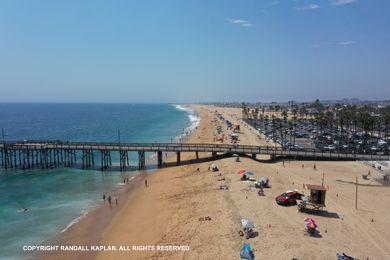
0,0,389,102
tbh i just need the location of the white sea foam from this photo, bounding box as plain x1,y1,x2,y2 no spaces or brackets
173,104,200,134
61,208,91,233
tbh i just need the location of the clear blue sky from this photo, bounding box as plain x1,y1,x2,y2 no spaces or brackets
0,0,389,102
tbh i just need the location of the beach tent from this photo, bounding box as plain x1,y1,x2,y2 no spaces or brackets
255,177,269,188
259,177,269,186
240,243,254,260
210,163,219,172
259,177,268,183
241,219,255,229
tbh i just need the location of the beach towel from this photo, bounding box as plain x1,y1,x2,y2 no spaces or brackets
337,253,354,260
240,243,254,260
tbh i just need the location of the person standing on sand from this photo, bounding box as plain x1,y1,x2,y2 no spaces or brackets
145,179,148,187
115,198,118,206
108,196,111,204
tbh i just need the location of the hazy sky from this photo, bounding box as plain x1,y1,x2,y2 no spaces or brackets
0,0,389,102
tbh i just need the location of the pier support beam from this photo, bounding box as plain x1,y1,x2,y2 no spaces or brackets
138,151,146,170
101,150,112,170
252,154,256,160
157,151,163,168
82,149,94,169
176,152,181,166
212,152,217,158
119,150,128,171
0,148,4,167
195,151,199,160
2,146,9,170
64,149,75,167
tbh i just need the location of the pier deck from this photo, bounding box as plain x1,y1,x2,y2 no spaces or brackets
1,141,389,171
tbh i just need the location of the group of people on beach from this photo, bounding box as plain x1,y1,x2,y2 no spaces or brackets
102,194,117,206
102,177,149,207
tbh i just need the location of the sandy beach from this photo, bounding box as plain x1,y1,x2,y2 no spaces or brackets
43,105,390,260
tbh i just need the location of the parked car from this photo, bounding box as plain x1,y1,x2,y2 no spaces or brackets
275,190,303,205
323,145,336,151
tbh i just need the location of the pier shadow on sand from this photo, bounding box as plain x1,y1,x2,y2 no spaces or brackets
161,154,231,168
301,208,340,219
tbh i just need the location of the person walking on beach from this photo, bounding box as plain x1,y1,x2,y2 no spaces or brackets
145,179,148,187
108,196,111,204
103,194,106,202
115,198,118,206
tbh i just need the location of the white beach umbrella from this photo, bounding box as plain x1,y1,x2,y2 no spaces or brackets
241,219,255,229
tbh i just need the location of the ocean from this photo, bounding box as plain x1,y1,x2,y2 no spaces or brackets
0,103,199,259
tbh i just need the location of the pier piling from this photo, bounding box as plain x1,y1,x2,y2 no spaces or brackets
138,151,146,170
176,152,181,166
157,151,163,168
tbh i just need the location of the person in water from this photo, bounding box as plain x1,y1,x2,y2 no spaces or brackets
103,194,106,202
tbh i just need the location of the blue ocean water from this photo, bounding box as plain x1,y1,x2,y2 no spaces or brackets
0,103,197,259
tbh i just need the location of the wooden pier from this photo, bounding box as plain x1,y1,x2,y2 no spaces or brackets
1,140,389,171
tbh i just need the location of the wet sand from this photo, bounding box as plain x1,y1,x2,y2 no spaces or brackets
43,105,390,260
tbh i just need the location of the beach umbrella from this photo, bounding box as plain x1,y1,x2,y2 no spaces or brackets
237,169,247,174
244,171,254,176
304,217,316,225
241,219,255,229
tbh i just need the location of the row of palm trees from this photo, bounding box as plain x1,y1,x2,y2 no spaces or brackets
242,101,390,147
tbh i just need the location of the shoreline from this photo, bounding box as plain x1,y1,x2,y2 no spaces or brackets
39,105,390,259
37,172,147,260
39,104,201,260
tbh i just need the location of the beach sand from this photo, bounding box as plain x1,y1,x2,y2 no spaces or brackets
43,105,390,260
